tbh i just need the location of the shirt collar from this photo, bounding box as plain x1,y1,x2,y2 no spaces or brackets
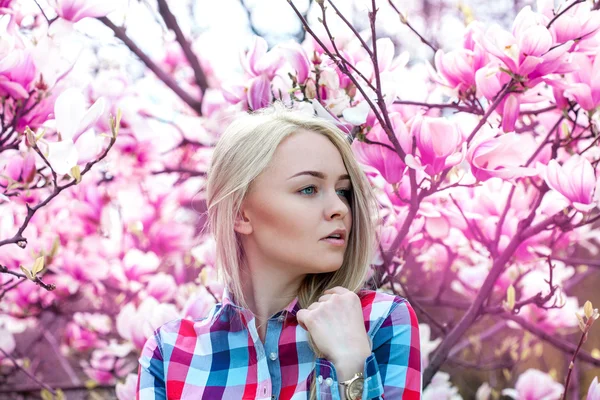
221,286,301,319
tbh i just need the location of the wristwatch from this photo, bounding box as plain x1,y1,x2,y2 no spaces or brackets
340,372,364,400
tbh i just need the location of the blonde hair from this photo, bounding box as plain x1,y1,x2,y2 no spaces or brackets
203,102,381,399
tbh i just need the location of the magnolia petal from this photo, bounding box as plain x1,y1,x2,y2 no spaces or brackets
342,101,370,125
376,38,395,72
502,94,520,133
277,43,310,83
310,99,339,123
54,88,87,140
247,75,271,111
572,201,596,213
0,78,29,99
405,154,426,171
75,129,105,163
75,97,107,142
46,140,79,175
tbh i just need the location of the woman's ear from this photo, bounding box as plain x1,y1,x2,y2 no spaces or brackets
233,208,253,235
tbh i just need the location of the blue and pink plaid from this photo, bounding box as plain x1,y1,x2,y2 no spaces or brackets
137,288,422,399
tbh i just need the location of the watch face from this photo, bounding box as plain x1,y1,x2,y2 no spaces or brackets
348,378,364,399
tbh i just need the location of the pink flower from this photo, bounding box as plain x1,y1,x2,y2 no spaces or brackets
407,115,465,176
247,74,271,110
81,344,136,385
1,151,36,185
563,52,600,111
64,322,101,352
479,7,572,85
502,369,564,400
145,273,177,302
0,49,36,99
240,36,283,79
51,0,118,22
539,155,598,212
351,113,412,184
277,42,310,84
539,1,600,44
116,297,178,350
475,63,522,132
467,132,538,181
588,377,600,400
122,249,160,282
433,23,487,96
181,287,217,320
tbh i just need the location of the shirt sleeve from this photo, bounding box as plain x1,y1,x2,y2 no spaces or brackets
137,330,167,400
314,298,422,400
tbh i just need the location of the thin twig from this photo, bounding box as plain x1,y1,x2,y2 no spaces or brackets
156,0,208,98
547,0,586,28
387,0,438,53
98,17,203,115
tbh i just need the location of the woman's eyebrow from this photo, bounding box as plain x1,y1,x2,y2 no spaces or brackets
287,170,351,181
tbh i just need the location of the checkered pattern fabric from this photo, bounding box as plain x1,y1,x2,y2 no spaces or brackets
137,288,422,399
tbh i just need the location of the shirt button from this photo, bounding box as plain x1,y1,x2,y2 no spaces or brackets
278,315,285,322
269,352,278,361
317,375,323,384
325,377,333,386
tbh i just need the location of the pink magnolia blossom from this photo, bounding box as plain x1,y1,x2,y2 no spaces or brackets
277,41,310,84
538,1,600,44
51,0,118,22
474,63,523,132
180,287,218,320
0,48,36,99
238,36,284,110
145,272,177,302
467,132,538,181
119,249,160,285
64,322,102,352
116,297,178,350
563,52,600,111
407,115,465,176
588,377,600,400
81,343,136,385
0,151,36,185
479,7,573,85
351,113,412,184
432,22,487,96
502,368,564,400
539,155,598,212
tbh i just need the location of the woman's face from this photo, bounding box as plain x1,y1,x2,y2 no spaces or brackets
236,129,353,277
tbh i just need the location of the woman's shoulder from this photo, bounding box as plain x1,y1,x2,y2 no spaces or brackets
357,289,414,326
151,303,223,341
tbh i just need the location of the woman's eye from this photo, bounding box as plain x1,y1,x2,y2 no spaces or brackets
299,186,316,195
299,186,352,198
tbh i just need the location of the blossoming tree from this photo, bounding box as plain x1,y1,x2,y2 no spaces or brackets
1,0,600,398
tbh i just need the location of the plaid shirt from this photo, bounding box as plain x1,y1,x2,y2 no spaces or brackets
137,288,422,399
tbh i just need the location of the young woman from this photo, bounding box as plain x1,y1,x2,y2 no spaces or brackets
136,103,422,400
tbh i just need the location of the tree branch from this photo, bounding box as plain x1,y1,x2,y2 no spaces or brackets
98,16,203,115
156,0,208,98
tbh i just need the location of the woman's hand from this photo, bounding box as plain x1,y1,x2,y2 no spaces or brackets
296,286,372,376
